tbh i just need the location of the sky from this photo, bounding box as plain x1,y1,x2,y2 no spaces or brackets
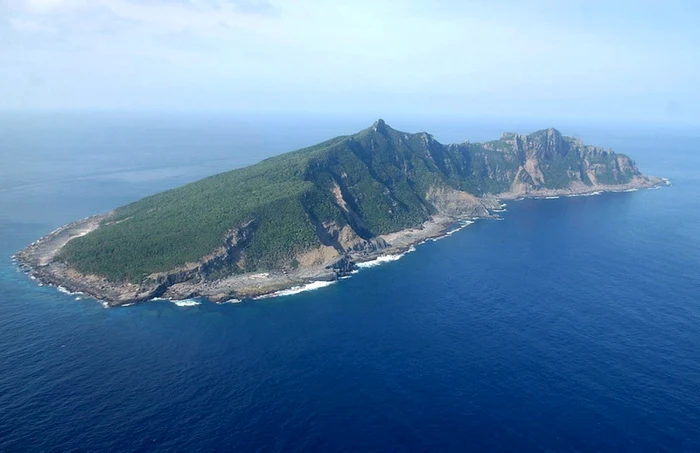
1,0,699,122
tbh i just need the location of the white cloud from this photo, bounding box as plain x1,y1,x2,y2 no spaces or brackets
9,17,54,32
0,0,697,120
25,0,73,13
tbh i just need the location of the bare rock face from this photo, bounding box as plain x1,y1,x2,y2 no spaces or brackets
492,128,650,196
295,245,340,267
327,256,355,276
425,186,491,218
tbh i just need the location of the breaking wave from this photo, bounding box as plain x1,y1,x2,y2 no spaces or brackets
356,245,418,268
356,253,405,268
150,297,201,307
171,299,201,307
429,220,474,242
255,280,336,299
56,286,84,297
217,298,242,304
567,191,602,197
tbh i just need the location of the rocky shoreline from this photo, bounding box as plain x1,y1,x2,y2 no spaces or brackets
15,176,667,307
15,213,471,306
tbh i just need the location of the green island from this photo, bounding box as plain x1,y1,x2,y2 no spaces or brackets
17,120,662,306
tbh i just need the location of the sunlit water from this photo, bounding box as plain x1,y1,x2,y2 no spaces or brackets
1,113,699,451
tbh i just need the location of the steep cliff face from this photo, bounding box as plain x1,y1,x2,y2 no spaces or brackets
45,120,655,290
469,127,642,194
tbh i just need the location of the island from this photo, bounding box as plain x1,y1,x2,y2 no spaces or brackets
16,120,665,306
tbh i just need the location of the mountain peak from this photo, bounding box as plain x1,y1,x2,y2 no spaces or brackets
526,127,563,141
372,118,388,133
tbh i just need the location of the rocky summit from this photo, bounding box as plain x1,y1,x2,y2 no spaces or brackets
16,120,663,305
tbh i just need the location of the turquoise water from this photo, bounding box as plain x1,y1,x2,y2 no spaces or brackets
1,114,699,451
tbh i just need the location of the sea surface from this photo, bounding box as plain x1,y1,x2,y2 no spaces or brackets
1,112,699,452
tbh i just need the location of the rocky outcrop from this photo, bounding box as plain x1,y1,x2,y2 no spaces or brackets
426,185,493,217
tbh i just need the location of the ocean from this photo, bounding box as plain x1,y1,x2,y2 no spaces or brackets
1,112,699,452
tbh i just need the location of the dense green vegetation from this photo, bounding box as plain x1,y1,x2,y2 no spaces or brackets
58,138,341,281
58,121,641,282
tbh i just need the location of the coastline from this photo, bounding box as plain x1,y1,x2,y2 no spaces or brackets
14,176,667,307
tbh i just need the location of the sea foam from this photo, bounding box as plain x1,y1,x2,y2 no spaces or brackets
216,298,242,304
56,286,84,297
356,246,416,268
149,297,201,307
429,220,474,242
569,191,602,197
171,299,201,307
255,280,336,299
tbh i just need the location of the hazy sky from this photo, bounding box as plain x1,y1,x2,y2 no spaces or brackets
2,0,698,122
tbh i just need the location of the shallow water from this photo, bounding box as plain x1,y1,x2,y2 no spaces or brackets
1,113,699,451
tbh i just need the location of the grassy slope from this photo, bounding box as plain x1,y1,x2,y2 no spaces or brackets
58,122,641,282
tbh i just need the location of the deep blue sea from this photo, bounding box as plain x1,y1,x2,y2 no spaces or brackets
1,113,699,452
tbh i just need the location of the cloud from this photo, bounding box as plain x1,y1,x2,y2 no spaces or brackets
118,0,278,16
9,17,54,32
228,0,276,16
24,0,73,13
0,0,697,121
